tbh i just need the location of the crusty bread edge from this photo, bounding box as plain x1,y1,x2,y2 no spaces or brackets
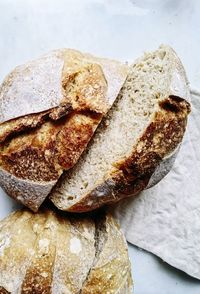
0,49,128,124
145,144,180,189
82,213,133,293
60,94,190,212
51,46,191,212
0,168,56,212
146,45,190,188
0,50,128,211
107,214,133,294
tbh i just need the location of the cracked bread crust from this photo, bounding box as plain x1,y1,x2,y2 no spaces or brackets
59,95,190,212
0,112,101,182
0,57,107,181
0,49,128,211
0,49,128,124
0,110,51,143
0,209,133,294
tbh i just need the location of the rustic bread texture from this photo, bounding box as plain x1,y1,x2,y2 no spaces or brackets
0,50,120,123
51,45,191,212
0,209,133,294
0,49,128,211
81,214,133,294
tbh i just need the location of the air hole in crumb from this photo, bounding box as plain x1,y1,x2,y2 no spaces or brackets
67,196,74,200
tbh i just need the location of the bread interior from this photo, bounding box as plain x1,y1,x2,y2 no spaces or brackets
52,46,175,207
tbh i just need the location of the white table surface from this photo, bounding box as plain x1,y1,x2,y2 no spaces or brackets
0,0,200,293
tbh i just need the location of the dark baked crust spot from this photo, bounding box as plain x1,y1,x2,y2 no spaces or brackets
0,103,75,145
159,100,180,113
21,268,52,294
0,287,10,294
49,103,73,120
159,95,191,113
169,95,188,103
117,95,190,194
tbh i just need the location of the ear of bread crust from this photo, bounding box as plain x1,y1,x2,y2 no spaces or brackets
0,49,128,124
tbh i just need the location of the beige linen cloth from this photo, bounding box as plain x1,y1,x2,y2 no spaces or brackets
114,90,200,279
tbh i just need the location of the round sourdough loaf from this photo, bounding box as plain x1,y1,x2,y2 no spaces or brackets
0,49,128,211
0,209,133,294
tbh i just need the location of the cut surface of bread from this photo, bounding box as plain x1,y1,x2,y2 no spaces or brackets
0,49,128,211
51,45,191,212
0,209,133,293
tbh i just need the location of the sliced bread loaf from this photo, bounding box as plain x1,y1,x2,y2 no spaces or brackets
0,49,127,211
0,209,133,293
51,45,191,212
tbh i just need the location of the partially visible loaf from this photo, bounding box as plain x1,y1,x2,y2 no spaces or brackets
0,209,133,294
0,49,128,211
51,45,191,212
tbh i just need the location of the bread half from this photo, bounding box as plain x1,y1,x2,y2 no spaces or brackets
0,209,133,293
51,45,191,212
0,49,128,211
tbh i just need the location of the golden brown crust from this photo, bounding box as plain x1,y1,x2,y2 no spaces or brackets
0,210,44,293
0,59,106,207
0,287,10,294
0,111,49,143
61,63,108,114
21,256,54,294
0,112,101,183
0,209,132,293
0,57,107,182
0,49,110,124
21,222,56,294
56,112,102,170
0,104,74,144
67,95,191,212
0,49,127,211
